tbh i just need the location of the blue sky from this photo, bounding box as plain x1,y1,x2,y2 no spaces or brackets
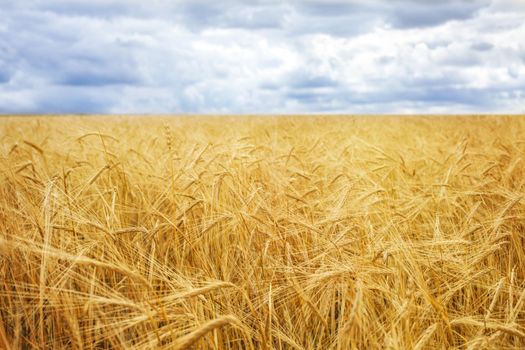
0,0,524,114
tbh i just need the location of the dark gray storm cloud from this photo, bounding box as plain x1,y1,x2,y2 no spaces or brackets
0,0,524,113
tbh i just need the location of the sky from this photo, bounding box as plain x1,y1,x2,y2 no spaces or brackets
0,0,524,114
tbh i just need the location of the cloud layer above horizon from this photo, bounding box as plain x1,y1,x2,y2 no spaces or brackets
1,0,524,114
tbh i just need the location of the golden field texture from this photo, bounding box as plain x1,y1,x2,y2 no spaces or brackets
1,115,525,349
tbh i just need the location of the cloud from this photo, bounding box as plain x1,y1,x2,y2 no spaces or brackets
0,67,10,84
471,42,494,51
387,0,490,28
294,0,490,32
0,0,524,114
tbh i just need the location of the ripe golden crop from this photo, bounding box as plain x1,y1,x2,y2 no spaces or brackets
1,115,524,349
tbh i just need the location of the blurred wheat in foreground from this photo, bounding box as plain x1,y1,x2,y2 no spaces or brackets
1,116,525,349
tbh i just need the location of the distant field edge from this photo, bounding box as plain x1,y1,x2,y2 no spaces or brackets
0,113,524,119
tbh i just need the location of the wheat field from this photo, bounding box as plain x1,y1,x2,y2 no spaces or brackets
0,115,524,349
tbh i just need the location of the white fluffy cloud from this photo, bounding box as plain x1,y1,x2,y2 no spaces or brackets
0,0,524,113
